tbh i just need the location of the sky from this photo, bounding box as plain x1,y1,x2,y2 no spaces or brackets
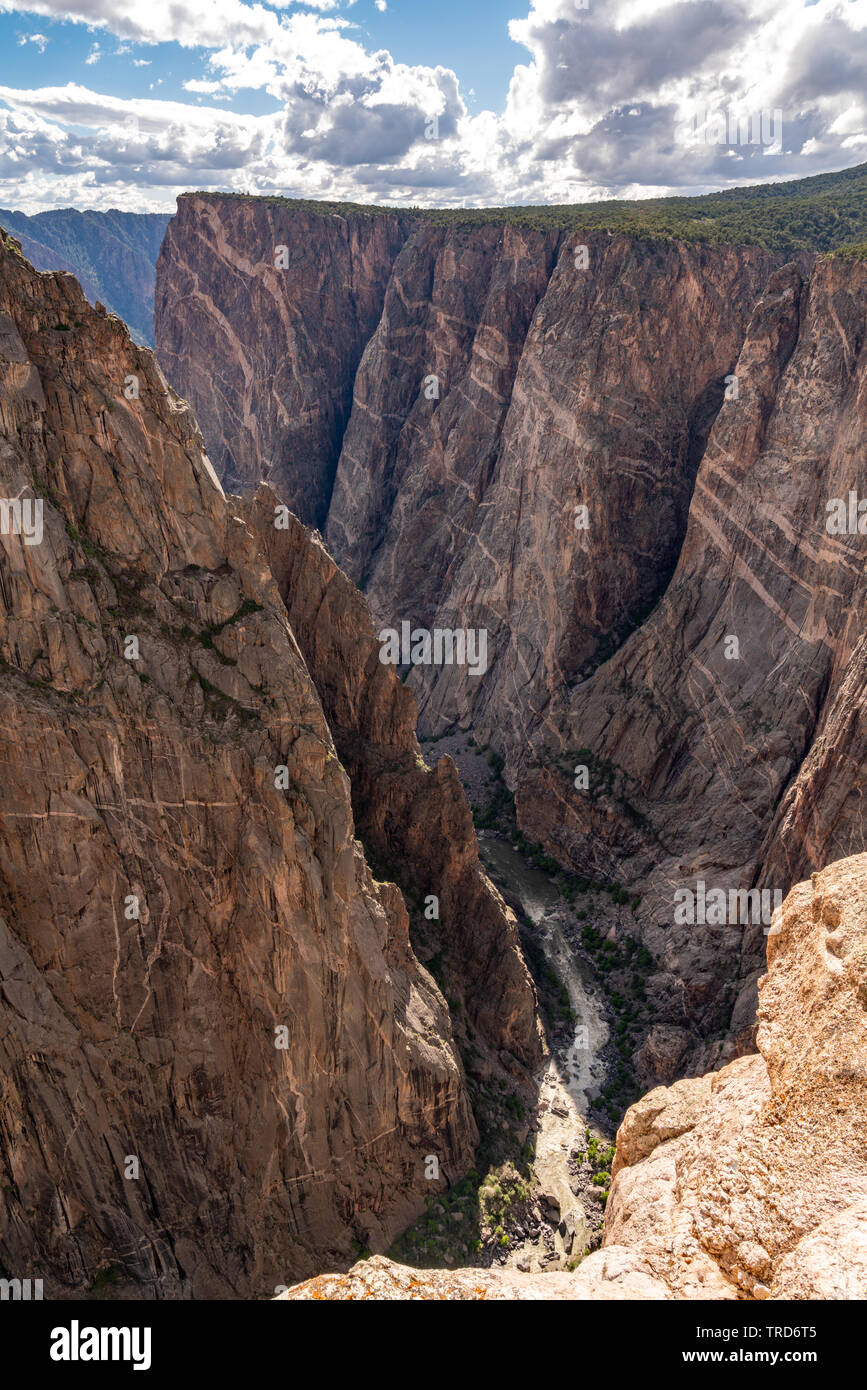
0,0,865,213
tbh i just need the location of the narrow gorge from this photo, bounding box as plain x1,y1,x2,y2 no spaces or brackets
155,180,867,1088
1,162,866,1306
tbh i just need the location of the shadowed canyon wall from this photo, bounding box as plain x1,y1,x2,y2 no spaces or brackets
155,196,411,529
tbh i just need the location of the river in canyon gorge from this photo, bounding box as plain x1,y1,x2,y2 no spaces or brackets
479,835,610,1114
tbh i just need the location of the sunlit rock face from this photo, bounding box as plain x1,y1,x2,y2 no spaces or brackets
0,229,499,1297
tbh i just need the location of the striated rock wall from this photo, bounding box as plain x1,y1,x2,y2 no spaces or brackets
155,195,411,529
325,220,561,642
519,255,867,1070
155,200,781,761
154,195,867,1073
328,232,781,758
0,230,486,1297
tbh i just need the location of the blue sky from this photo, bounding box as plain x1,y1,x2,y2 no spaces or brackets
0,0,865,213
0,2,526,113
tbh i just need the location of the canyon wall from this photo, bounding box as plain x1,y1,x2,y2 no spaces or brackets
0,230,543,1296
328,231,781,759
155,195,411,528
156,199,782,761
520,254,867,1069
244,485,542,1079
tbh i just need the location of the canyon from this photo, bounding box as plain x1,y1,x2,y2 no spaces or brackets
155,180,867,1084
1,162,866,1303
281,851,867,1299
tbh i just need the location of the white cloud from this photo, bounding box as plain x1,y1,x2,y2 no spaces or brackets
0,0,864,211
0,0,283,49
17,31,50,50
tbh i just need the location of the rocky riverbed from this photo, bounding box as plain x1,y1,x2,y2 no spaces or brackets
403,730,654,1273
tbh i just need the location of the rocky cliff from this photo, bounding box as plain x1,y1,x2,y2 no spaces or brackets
156,199,782,760
519,253,867,1072
244,486,542,1078
0,208,170,347
327,231,781,759
280,852,867,1300
0,230,539,1297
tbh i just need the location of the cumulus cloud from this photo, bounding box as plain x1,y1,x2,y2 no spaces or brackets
0,0,281,48
0,0,864,210
502,0,867,194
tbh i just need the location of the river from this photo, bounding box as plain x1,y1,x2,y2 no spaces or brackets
479,835,610,1113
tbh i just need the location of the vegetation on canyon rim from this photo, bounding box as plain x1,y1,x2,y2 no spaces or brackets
193,159,867,254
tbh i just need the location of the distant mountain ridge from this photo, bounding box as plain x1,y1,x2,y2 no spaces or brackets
0,206,170,345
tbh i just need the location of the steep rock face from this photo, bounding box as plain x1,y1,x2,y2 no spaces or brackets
0,208,170,346
518,255,867,1070
328,233,780,756
244,485,542,1077
155,203,780,760
281,853,867,1301
152,200,817,808
155,196,411,528
0,231,478,1298
326,220,560,629
153,196,867,1071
